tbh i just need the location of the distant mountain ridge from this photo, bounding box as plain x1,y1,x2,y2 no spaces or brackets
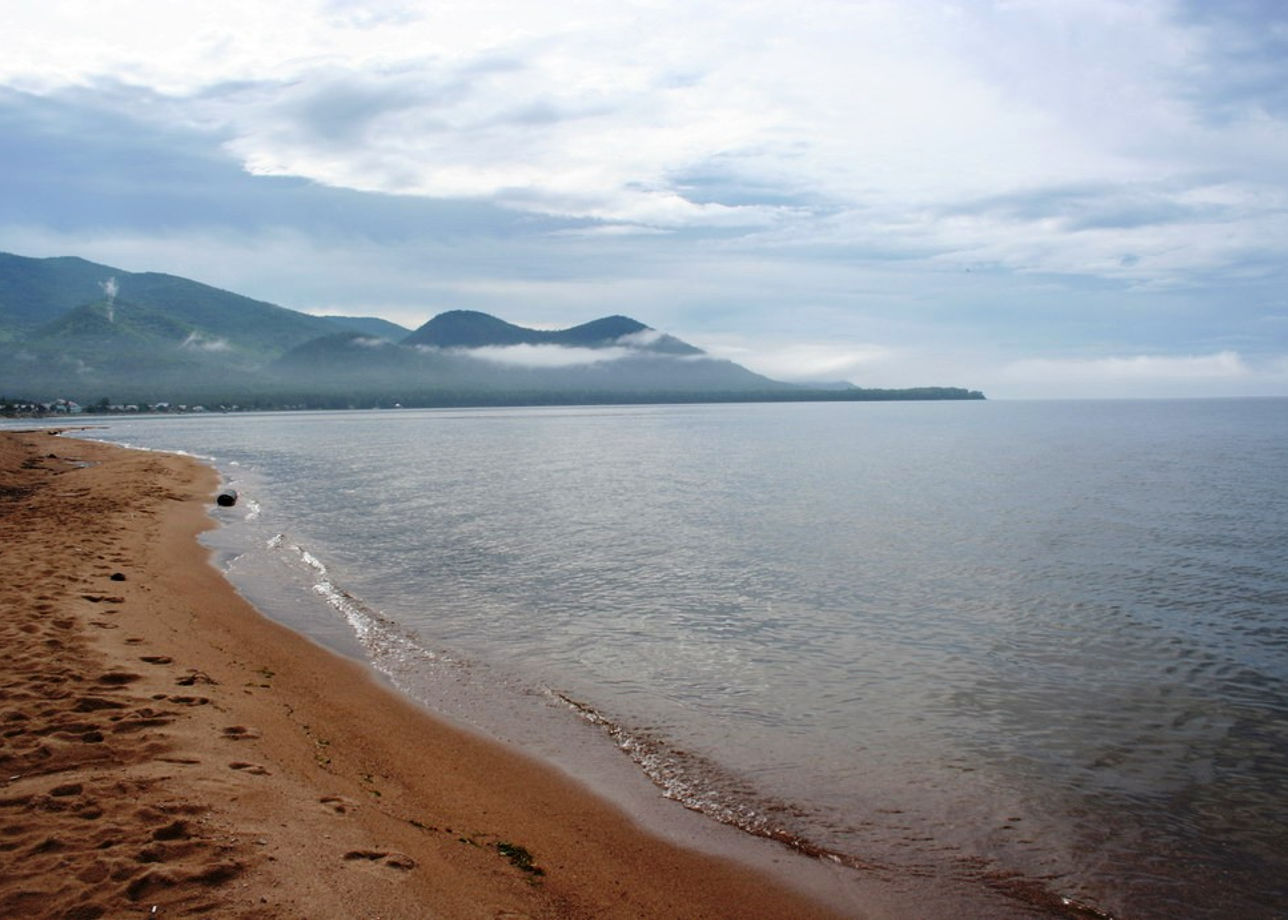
404,310,703,355
270,322,787,399
0,252,335,354
321,315,411,341
0,251,985,407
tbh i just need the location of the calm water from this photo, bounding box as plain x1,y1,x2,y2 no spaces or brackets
34,399,1288,919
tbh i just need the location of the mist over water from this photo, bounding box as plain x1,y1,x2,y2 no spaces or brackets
56,399,1288,920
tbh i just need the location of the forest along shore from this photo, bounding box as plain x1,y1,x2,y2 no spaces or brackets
0,430,855,920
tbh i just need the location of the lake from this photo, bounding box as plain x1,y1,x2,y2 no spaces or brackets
42,398,1288,919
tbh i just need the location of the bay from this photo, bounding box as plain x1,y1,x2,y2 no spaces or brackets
33,397,1288,920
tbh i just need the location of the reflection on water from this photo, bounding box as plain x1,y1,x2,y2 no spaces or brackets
69,398,1288,920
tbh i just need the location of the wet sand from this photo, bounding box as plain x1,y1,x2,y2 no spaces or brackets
0,430,858,919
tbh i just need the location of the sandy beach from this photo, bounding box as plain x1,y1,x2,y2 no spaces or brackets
0,429,858,920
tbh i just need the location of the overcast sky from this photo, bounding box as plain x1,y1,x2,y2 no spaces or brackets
3,0,1287,397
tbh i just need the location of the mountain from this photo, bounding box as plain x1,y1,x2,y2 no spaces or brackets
402,310,533,348
273,314,789,398
321,315,411,341
0,253,336,356
0,251,348,401
6,296,277,400
0,254,119,340
403,310,703,355
0,251,985,407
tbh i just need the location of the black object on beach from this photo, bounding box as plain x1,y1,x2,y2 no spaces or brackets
216,489,238,507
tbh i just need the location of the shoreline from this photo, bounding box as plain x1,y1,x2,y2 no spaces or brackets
1,429,867,918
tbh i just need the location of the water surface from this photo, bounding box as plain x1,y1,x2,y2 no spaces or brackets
41,398,1288,920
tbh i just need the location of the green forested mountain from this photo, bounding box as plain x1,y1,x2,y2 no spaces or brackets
0,252,335,352
271,324,790,398
320,315,412,341
0,254,118,339
0,251,984,407
402,310,702,355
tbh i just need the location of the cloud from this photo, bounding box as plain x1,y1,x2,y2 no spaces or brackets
350,335,389,348
443,344,635,368
985,350,1288,398
702,339,896,384
4,2,1286,278
180,331,231,352
7,2,1279,233
3,1,1288,398
965,349,1288,398
945,182,1221,232
1170,0,1288,120
614,329,663,348
1003,351,1251,382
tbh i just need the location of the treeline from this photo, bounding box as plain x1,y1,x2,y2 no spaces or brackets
214,385,986,410
6,386,982,416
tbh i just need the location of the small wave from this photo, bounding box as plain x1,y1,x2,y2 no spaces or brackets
263,535,453,676
313,580,388,646
298,549,328,577
243,498,262,522
77,435,218,464
549,691,1113,920
550,691,874,869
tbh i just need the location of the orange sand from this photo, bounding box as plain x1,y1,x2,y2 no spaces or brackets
0,430,860,919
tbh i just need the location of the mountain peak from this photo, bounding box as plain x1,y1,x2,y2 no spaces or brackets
402,310,704,355
403,311,533,348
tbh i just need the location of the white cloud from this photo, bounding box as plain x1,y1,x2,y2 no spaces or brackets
350,335,388,348
449,343,632,368
179,331,231,352
6,0,1286,285
983,350,1288,398
690,336,1288,399
4,0,1288,400
614,329,663,348
1003,351,1251,381
703,339,896,384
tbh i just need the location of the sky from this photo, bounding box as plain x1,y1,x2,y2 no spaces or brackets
2,0,1287,398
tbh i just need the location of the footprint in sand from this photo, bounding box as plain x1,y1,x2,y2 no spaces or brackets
342,849,416,870
176,670,217,687
97,672,143,686
166,695,210,706
139,656,173,665
221,726,261,741
320,795,357,815
151,820,192,841
229,762,271,776
110,708,174,733
133,858,242,895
